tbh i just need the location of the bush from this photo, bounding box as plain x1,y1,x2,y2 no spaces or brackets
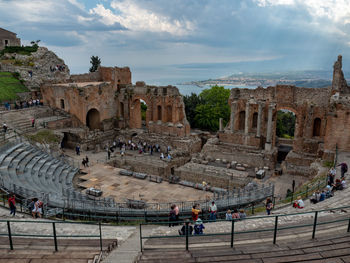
0,45,39,56
25,129,60,144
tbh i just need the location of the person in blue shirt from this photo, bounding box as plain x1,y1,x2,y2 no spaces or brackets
194,218,205,235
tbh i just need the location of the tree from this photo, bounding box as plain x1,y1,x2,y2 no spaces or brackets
89,56,101,72
183,93,202,127
30,40,40,47
183,85,230,132
276,110,296,138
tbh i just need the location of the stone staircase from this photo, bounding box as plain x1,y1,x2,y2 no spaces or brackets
0,236,117,263
138,233,350,262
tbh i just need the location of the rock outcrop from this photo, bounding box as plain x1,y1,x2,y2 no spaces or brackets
0,47,70,90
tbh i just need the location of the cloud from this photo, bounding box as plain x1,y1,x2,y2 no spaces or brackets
89,0,195,36
255,0,350,25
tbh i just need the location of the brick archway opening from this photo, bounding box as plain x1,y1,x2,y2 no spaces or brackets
276,109,296,163
86,108,101,130
130,99,149,129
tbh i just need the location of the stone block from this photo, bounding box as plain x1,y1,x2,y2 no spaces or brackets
236,166,246,171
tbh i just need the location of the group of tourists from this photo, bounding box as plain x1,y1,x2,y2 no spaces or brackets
225,208,246,220
105,139,172,160
50,64,66,72
7,195,43,218
309,163,347,205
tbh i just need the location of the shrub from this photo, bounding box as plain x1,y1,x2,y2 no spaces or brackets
0,45,39,56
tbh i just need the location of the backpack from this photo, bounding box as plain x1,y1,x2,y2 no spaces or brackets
38,201,43,208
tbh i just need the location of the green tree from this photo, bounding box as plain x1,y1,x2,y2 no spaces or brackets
141,101,147,121
183,93,202,127
184,85,230,131
276,110,296,138
89,55,101,72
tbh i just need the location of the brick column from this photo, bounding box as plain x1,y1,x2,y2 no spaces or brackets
257,102,263,137
244,102,250,135
265,104,275,150
230,101,237,132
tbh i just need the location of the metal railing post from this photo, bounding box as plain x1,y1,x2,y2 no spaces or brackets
7,221,13,250
99,222,103,251
312,211,318,239
139,224,143,252
230,219,235,248
185,221,189,251
273,216,278,244
347,218,350,232
52,222,58,251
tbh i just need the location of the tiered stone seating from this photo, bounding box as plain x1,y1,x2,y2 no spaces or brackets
138,232,350,262
0,142,82,208
0,236,117,263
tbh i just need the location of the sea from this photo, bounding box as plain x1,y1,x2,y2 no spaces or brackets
132,68,258,96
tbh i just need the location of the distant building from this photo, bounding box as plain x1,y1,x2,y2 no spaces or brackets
0,28,21,50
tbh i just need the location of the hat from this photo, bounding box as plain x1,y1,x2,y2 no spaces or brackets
195,218,203,225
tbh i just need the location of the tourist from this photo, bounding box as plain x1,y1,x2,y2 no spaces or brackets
209,201,217,221
325,186,333,198
85,156,89,167
341,178,347,189
265,198,273,215
160,153,164,160
75,145,80,155
167,154,172,160
8,194,16,217
232,208,240,219
337,162,348,178
293,196,304,209
169,205,177,227
31,118,35,128
225,210,232,220
239,209,246,220
2,123,7,133
32,198,43,218
191,204,201,221
107,148,111,159
194,218,205,235
310,191,321,204
178,219,193,236
174,204,180,224
319,190,326,202
334,179,343,190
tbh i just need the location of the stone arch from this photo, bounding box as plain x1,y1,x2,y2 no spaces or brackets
166,105,172,122
86,108,101,130
129,95,151,129
252,112,258,129
239,111,245,130
157,105,162,121
313,117,321,137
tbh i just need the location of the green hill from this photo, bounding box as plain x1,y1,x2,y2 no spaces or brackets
0,72,29,102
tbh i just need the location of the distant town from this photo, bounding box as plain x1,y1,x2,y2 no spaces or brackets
182,70,350,88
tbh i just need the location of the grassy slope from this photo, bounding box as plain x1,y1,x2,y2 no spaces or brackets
0,72,29,102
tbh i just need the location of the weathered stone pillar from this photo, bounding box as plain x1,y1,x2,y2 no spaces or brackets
219,118,223,131
244,102,250,135
265,104,275,150
257,102,263,137
230,101,237,132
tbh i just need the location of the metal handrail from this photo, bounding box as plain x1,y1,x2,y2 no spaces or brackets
139,204,350,251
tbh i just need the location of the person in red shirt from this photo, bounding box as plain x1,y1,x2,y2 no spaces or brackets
8,194,16,216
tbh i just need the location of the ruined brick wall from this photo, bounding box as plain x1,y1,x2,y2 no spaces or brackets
99,66,132,86
41,82,117,130
117,83,190,136
70,71,101,82
324,100,350,152
223,85,329,155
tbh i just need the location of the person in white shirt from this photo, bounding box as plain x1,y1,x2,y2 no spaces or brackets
209,201,217,221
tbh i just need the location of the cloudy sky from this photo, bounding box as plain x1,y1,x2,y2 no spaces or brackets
1,0,350,83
